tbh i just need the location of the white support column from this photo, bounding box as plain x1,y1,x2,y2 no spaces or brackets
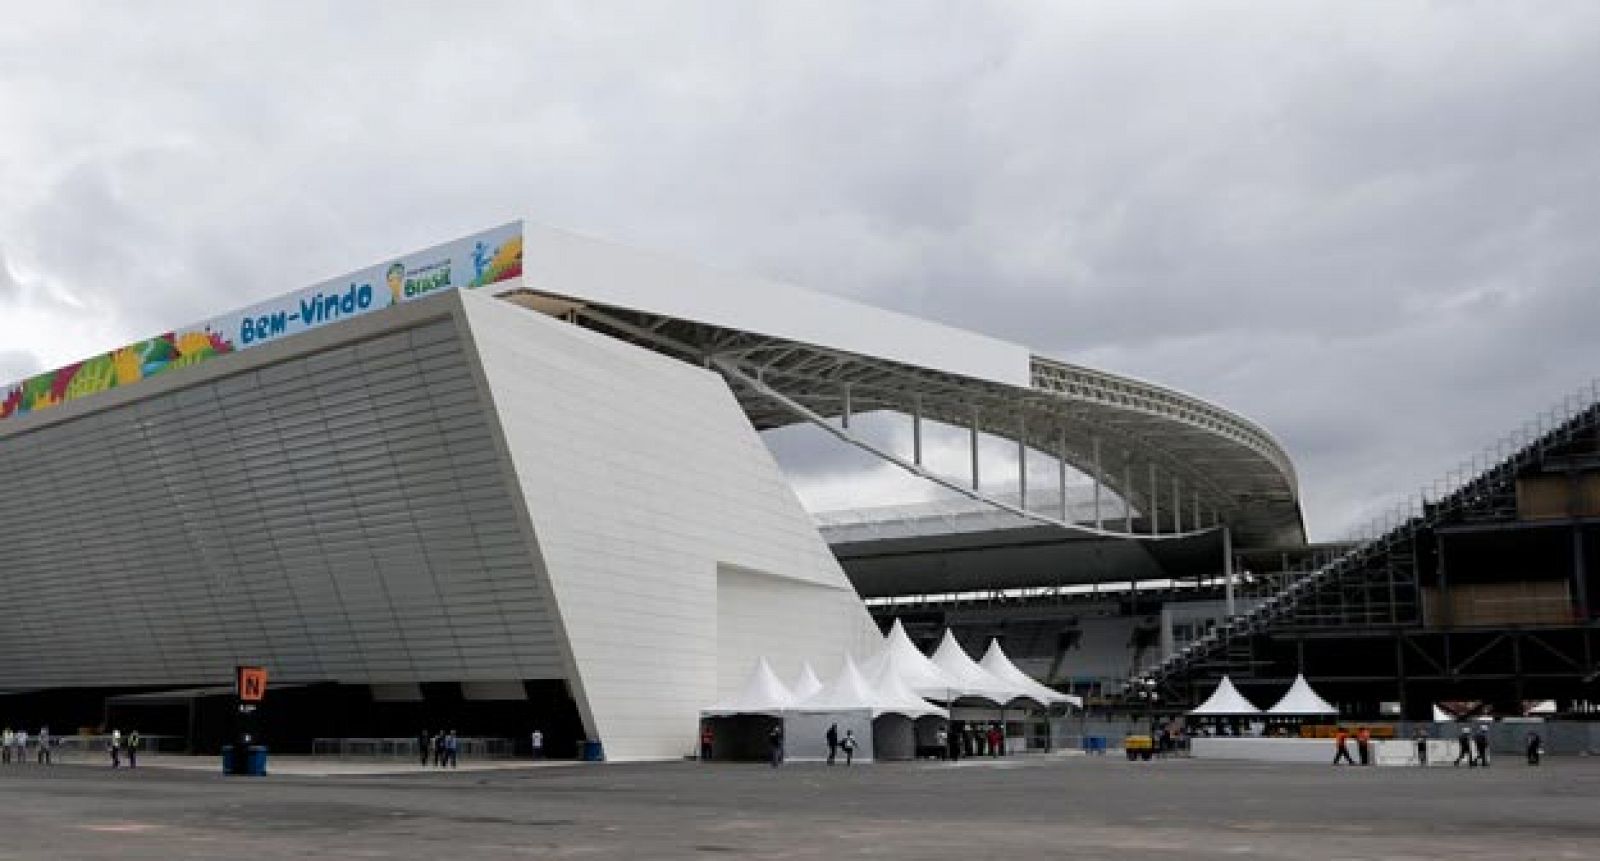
1149,463,1160,535
1124,457,1134,533
1173,477,1182,533
841,383,852,429
1017,415,1027,510
1223,526,1236,618
912,396,923,466
1192,491,1200,532
1092,436,1103,529
1058,430,1069,522
970,408,981,491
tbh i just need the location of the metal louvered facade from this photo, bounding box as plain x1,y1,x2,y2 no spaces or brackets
0,306,564,689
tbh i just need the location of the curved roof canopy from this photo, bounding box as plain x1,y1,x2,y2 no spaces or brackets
500,224,1305,548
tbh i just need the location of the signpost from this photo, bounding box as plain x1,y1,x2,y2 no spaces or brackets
230,665,268,775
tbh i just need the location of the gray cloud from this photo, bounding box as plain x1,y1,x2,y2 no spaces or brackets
3,1,1599,540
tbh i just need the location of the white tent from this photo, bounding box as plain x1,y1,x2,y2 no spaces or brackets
979,639,1082,708
929,630,1028,705
869,658,950,720
1187,675,1262,716
795,655,945,719
1431,703,1453,722
790,662,824,702
1264,674,1338,716
862,619,965,701
701,657,794,716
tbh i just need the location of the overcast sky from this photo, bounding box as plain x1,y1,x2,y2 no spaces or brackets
3,2,1599,541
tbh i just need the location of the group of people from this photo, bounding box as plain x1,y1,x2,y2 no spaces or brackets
106,729,140,768
416,730,460,767
1445,724,1541,767
943,722,1006,760
824,723,858,765
1,727,55,765
703,720,1002,766
1331,726,1377,765
1334,724,1543,767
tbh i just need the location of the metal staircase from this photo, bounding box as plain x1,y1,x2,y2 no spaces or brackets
1133,380,1600,695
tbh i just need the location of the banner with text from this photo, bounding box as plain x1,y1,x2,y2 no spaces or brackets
1,222,522,422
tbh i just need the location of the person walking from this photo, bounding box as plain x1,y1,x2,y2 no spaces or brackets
1332,727,1355,765
2,728,11,765
936,726,949,761
988,724,1003,758
14,728,27,765
1472,724,1490,767
531,729,544,761
1454,726,1473,766
125,730,140,769
767,723,784,768
825,723,839,766
36,727,50,766
840,729,857,766
443,730,459,768
1525,731,1542,766
108,730,121,769
417,730,431,767
432,731,446,768
1356,726,1372,766
698,724,714,761
1413,727,1429,766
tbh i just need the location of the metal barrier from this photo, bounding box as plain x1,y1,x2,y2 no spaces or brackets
310,737,519,760
37,735,186,761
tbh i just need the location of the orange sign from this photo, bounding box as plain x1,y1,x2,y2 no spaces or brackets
237,666,268,703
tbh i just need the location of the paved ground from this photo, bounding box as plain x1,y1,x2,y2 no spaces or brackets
1,753,1595,859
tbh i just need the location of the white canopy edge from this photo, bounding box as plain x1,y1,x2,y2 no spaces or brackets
701,657,795,717
1264,674,1338,716
863,619,965,701
1187,675,1262,716
793,655,945,719
790,662,824,703
979,639,1081,707
929,630,1029,705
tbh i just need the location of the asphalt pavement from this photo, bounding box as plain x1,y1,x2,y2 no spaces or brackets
1,752,1594,859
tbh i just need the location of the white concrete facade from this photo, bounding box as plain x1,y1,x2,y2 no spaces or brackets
461,291,882,760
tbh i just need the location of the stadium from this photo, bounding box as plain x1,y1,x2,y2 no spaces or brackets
1,219,1593,759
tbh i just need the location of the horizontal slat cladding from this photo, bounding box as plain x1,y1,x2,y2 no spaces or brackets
0,318,564,688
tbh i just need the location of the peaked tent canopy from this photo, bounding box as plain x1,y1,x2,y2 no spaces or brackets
795,655,945,719
1265,675,1338,716
702,657,794,716
862,619,964,701
790,662,824,702
868,659,950,720
979,639,1082,708
1187,675,1262,716
929,630,1028,704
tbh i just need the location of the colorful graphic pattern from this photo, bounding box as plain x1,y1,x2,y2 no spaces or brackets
1,222,523,423
1,330,234,420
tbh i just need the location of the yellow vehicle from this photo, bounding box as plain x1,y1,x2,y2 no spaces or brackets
1124,734,1155,761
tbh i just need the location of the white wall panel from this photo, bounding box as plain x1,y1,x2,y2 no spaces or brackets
462,291,882,761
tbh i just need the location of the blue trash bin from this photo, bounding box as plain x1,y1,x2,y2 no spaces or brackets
248,746,269,776
581,740,604,762
221,745,269,776
1082,736,1108,755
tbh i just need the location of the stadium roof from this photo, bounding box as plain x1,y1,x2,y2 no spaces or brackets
499,224,1304,548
